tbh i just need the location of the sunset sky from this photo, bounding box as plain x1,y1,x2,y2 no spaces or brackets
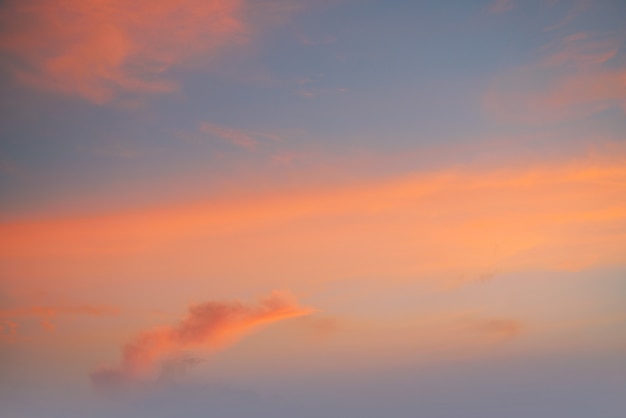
1,0,625,417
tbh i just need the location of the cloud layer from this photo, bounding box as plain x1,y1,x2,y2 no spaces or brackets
2,148,625,291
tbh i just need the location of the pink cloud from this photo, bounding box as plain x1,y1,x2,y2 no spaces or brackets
0,0,249,103
90,291,312,391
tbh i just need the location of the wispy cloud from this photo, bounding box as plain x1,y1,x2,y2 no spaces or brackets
487,0,515,14
484,32,625,124
295,86,348,99
199,122,259,151
0,0,249,103
90,291,312,391
466,317,524,341
544,0,591,31
86,140,142,159
0,304,120,333
189,121,283,151
296,315,342,342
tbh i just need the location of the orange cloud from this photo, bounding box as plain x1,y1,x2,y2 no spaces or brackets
0,0,248,103
484,32,626,124
0,148,625,292
89,291,312,390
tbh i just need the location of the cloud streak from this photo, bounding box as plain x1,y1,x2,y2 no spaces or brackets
1,146,625,291
484,32,625,124
0,304,120,333
199,122,260,151
90,291,312,391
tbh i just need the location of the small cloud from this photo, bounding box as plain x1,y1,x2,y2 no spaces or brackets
90,291,312,393
0,319,18,342
296,89,318,99
199,122,257,150
87,141,141,159
294,86,348,99
299,34,337,46
464,317,525,341
40,318,56,333
296,315,341,342
488,0,515,14
479,318,524,340
271,151,298,164
197,122,283,151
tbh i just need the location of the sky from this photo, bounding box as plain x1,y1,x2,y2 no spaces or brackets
0,0,625,417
